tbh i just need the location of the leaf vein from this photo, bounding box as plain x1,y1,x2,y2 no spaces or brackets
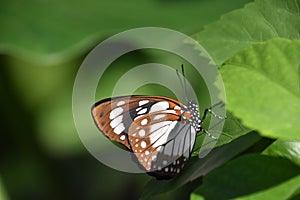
224,62,300,99
294,0,300,15
259,12,279,38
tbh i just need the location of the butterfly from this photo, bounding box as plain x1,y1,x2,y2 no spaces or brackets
91,66,224,179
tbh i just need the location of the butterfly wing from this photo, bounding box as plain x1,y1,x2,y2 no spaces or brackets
92,95,197,179
128,111,197,179
92,96,132,148
91,95,185,149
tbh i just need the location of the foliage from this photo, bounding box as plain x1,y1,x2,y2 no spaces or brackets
0,0,299,199
144,0,300,199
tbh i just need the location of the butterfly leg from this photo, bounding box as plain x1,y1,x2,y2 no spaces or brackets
201,129,217,140
206,108,227,120
201,101,227,122
199,102,227,139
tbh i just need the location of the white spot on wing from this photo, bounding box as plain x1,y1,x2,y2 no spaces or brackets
141,118,148,125
120,135,126,140
110,115,123,128
114,123,125,134
174,105,181,110
139,100,149,106
136,107,142,112
137,108,147,115
109,107,123,119
139,129,145,137
117,101,125,106
149,102,169,113
141,141,146,148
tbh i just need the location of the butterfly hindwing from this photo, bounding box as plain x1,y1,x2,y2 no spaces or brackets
128,111,181,170
128,111,196,178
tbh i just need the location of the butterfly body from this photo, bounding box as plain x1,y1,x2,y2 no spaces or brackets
92,95,201,179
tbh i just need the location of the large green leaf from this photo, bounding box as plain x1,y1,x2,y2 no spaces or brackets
193,0,300,66
0,0,251,62
191,154,300,200
215,111,251,146
141,132,261,199
221,39,300,140
193,111,251,156
264,139,300,166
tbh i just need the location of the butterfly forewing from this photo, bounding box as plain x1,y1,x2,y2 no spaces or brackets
92,96,133,148
92,95,185,148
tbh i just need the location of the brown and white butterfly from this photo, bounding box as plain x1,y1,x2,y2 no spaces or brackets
91,95,218,179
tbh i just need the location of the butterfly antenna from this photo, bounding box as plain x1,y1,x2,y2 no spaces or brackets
182,65,188,99
176,68,187,102
178,64,189,102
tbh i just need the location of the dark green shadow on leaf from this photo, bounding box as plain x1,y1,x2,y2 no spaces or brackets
191,154,300,200
140,131,263,199
264,139,300,167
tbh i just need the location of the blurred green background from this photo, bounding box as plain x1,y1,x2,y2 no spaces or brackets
0,0,252,199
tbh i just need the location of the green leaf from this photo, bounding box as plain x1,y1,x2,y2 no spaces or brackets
193,0,300,66
221,39,300,140
216,111,251,146
193,111,251,156
141,132,261,199
264,139,300,167
0,0,251,63
191,154,300,200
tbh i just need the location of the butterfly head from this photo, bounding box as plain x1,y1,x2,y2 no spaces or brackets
182,101,201,131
